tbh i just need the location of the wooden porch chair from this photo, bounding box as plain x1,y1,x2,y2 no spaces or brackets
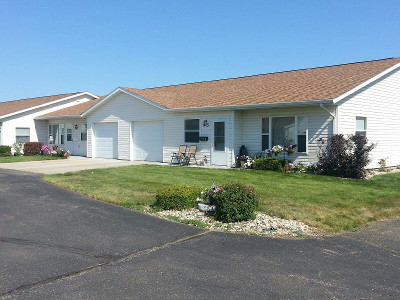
171,145,187,165
181,145,197,166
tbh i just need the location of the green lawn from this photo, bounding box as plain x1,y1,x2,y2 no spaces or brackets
43,165,400,232
0,155,63,163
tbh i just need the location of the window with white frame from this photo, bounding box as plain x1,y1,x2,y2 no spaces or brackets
81,124,88,141
16,128,30,143
261,116,308,153
261,117,269,151
184,119,200,143
355,117,367,137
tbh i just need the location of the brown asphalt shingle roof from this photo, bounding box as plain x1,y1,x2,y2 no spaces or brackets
123,58,400,109
0,92,83,118
37,97,103,118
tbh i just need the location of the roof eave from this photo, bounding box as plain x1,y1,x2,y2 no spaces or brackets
168,99,335,112
34,115,83,120
333,62,400,103
0,92,98,120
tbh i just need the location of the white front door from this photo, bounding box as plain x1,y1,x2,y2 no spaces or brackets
95,123,118,159
133,121,163,161
65,123,74,153
211,119,228,166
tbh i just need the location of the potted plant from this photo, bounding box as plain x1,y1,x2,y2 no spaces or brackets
264,149,272,158
306,163,317,174
236,155,248,168
285,144,297,156
271,145,283,156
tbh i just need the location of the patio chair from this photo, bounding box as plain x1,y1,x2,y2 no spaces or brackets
171,145,187,165
181,145,197,166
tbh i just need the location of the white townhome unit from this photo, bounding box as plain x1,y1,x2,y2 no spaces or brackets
1,58,399,168
0,92,98,155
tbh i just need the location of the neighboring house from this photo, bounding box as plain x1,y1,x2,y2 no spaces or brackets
0,92,98,155
81,58,400,168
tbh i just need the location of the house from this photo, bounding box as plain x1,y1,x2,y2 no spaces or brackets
1,58,399,168
0,92,98,155
81,57,400,168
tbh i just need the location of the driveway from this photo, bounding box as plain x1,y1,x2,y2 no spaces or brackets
0,156,165,174
0,169,399,299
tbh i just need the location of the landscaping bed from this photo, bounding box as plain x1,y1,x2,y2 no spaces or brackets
151,207,318,237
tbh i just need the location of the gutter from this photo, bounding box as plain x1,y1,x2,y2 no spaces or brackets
34,115,82,120
168,99,335,112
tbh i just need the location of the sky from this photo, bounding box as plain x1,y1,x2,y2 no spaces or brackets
0,0,399,102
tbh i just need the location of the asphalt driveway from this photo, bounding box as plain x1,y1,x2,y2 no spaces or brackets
0,169,399,299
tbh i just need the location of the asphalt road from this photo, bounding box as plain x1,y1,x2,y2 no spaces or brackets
0,169,399,299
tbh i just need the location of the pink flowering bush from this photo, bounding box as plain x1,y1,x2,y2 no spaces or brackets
212,182,258,223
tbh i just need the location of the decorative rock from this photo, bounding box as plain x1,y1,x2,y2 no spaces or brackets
149,207,318,237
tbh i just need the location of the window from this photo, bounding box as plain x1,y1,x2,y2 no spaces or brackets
261,116,308,153
272,117,296,146
355,116,367,137
261,118,269,151
81,124,87,141
297,116,307,152
184,119,199,143
16,128,30,143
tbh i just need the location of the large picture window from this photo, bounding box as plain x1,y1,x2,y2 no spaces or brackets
16,128,30,143
184,119,199,143
261,116,308,153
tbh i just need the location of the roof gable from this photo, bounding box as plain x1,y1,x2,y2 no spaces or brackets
123,58,400,109
0,92,97,119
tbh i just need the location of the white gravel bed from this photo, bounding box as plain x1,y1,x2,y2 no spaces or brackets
150,208,318,237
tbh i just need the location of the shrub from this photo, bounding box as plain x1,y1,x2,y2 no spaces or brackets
155,185,201,210
213,183,258,223
12,142,24,156
23,142,44,156
253,158,289,172
317,134,375,179
0,145,12,157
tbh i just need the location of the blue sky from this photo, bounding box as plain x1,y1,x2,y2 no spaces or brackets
0,0,399,102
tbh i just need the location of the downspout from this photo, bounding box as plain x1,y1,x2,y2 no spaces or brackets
320,103,337,134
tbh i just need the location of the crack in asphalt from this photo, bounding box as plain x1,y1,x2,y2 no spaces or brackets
0,237,117,259
0,230,210,298
341,235,400,256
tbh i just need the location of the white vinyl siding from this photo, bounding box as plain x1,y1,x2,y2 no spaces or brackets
337,67,400,167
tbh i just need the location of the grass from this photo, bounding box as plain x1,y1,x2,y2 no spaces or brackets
43,165,400,232
166,216,210,228
0,155,64,163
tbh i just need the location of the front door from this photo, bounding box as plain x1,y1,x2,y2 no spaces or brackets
65,123,74,153
211,119,228,166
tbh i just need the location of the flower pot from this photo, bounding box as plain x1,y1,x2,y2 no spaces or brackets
274,152,281,157
198,203,216,212
287,152,294,156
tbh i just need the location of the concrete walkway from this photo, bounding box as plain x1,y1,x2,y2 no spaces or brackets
0,170,399,299
0,156,166,174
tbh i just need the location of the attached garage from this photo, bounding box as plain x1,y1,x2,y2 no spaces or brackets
94,123,118,159
132,121,163,162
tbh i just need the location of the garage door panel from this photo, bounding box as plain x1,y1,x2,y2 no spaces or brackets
133,121,163,162
95,123,118,159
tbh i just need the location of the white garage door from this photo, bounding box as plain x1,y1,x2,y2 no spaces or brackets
95,123,118,159
133,121,163,162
